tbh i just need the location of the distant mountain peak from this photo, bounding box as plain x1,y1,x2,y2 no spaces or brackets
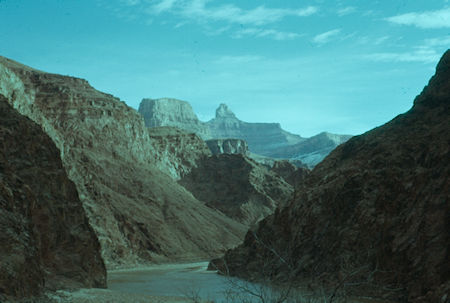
215,103,236,119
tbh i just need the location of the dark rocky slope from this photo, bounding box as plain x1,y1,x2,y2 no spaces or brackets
270,160,310,187
180,154,293,226
0,56,246,268
0,96,106,301
214,51,450,302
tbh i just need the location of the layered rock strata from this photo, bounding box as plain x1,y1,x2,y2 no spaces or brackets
179,154,293,226
213,51,450,302
0,96,106,301
148,126,212,180
207,104,304,154
139,99,350,167
0,56,246,268
267,132,352,167
139,98,211,138
206,138,248,155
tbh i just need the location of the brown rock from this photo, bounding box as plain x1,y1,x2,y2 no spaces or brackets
0,56,246,268
216,50,450,302
148,126,212,180
0,96,106,301
270,160,310,187
179,154,294,226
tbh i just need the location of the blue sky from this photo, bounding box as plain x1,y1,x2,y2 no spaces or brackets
0,0,449,136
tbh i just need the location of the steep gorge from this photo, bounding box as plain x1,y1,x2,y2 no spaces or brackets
0,56,246,268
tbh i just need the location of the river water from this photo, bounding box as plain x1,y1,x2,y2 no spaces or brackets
108,262,249,302
108,262,392,303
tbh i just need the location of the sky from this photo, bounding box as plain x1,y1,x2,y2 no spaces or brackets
0,0,449,137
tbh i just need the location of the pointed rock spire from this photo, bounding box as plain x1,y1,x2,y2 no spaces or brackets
215,103,236,119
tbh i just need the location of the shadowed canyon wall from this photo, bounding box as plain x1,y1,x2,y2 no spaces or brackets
0,96,106,301
214,50,450,303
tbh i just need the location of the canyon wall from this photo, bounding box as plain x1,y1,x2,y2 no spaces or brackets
0,56,246,268
179,154,293,226
214,50,450,302
0,96,106,301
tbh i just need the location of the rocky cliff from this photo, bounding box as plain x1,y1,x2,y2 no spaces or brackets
139,99,350,167
267,132,352,167
148,126,212,180
213,51,450,302
206,138,248,155
139,98,211,138
179,154,293,226
206,104,304,155
0,96,106,301
0,56,246,268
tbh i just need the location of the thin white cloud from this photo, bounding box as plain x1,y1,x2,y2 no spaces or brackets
364,49,440,64
313,29,341,44
337,6,356,16
374,36,390,45
152,0,178,13
233,28,301,40
423,35,450,47
148,0,318,26
386,8,450,28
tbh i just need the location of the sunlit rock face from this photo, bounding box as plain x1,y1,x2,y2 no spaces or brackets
215,50,450,303
267,132,352,167
0,96,106,301
0,56,246,268
206,104,304,155
206,138,248,155
138,99,350,167
148,126,212,180
139,98,211,139
179,154,293,226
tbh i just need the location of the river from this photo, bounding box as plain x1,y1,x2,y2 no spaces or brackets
108,262,249,302
108,262,394,303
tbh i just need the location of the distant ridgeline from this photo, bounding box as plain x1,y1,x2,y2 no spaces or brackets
138,98,351,167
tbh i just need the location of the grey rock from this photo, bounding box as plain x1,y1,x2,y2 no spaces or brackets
139,98,211,139
138,98,351,168
206,138,248,155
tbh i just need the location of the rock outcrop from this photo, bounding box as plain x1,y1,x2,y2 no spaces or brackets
179,154,293,226
206,104,304,155
139,98,211,138
148,126,212,180
206,138,248,155
139,99,350,167
0,96,106,301
267,132,352,167
213,51,450,302
0,56,246,268
270,160,310,187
